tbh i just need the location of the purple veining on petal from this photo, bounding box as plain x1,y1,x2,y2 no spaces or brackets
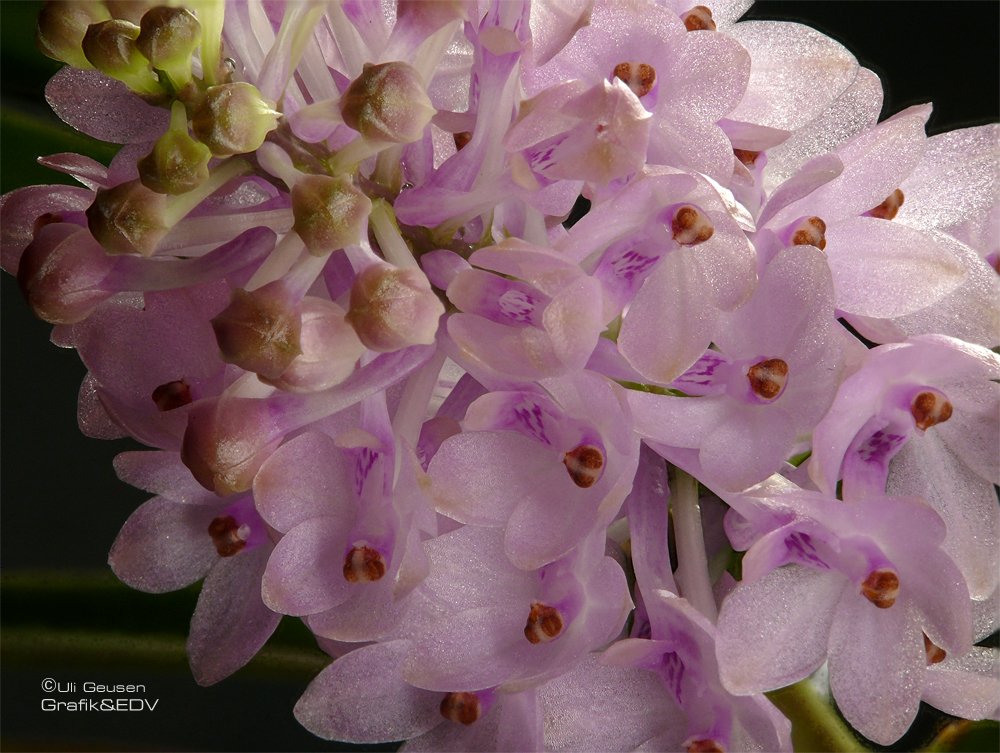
511,397,554,446
784,531,830,570
660,651,686,706
855,429,907,465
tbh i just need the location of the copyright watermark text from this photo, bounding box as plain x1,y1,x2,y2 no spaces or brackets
40,678,159,712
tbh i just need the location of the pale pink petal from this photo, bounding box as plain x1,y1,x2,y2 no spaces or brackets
294,640,442,743
826,217,965,319
827,592,924,746
261,517,353,616
188,546,280,686
923,647,1000,721
108,496,218,593
716,566,841,694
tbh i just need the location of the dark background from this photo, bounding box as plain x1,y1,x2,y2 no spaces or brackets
2,2,998,751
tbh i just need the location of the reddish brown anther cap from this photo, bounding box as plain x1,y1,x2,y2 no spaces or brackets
208,515,248,557
152,380,193,411
867,189,905,220
910,390,953,431
747,358,789,401
861,568,900,609
343,545,387,583
563,444,605,489
612,62,657,98
791,216,827,251
524,601,565,644
440,692,481,725
681,6,717,31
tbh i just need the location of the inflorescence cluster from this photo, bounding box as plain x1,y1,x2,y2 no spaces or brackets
3,1,998,750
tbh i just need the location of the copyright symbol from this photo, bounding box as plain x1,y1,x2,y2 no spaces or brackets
41,678,56,692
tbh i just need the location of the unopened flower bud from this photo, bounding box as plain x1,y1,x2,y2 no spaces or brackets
263,298,365,393
36,0,110,69
138,103,212,194
86,179,169,256
346,264,444,352
181,396,284,496
192,82,279,157
81,19,162,95
211,280,303,380
17,222,115,324
136,6,199,67
291,175,371,255
340,62,436,144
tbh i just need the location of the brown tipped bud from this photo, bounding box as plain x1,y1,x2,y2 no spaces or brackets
262,298,365,393
82,19,147,78
291,175,372,255
669,203,714,246
866,188,905,220
524,602,565,644
36,1,110,69
789,216,827,250
747,358,789,401
612,61,657,98
86,180,169,256
861,568,899,609
152,379,193,411
340,61,436,144
563,444,605,488
191,82,279,157
440,692,481,725
211,280,303,380
208,515,250,557
136,6,200,69
181,396,283,496
138,126,212,195
681,6,717,31
17,223,115,324
342,545,387,583
910,389,953,431
346,264,444,352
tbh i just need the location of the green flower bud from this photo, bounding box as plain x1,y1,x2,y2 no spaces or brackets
340,61,436,144
36,0,110,69
346,264,444,352
211,280,303,380
82,19,162,95
136,6,201,87
191,82,280,157
291,174,372,255
86,180,169,256
138,102,212,194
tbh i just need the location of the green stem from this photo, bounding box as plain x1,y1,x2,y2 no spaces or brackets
767,678,869,753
